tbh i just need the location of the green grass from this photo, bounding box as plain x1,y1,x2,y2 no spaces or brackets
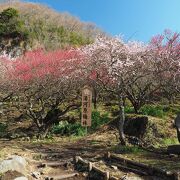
112,145,145,154
89,140,100,145
125,106,135,114
160,138,179,146
0,123,8,137
124,102,180,118
139,104,180,118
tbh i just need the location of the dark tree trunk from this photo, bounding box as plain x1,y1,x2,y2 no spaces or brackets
36,104,79,139
126,91,142,114
37,108,60,139
167,94,175,105
131,101,142,114
38,125,51,139
93,88,97,109
133,104,139,114
118,95,126,145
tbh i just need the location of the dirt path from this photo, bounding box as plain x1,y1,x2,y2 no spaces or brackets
0,133,180,180
0,137,111,179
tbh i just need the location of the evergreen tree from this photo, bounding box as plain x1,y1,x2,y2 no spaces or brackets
0,8,29,56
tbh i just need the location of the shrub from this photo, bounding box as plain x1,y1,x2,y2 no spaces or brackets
91,110,109,130
52,110,109,136
52,121,85,136
125,106,134,114
0,123,7,137
140,105,165,118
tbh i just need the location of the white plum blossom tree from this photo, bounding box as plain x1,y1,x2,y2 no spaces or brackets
82,32,180,145
82,36,151,145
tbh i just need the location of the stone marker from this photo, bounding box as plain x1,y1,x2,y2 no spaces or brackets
167,145,180,155
167,113,180,155
175,113,180,143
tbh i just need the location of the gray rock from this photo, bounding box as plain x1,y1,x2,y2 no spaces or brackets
1,170,24,180
0,155,27,175
31,171,41,179
111,165,118,170
14,177,28,180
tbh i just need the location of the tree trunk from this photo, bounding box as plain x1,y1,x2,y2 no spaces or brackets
133,104,139,114
167,94,175,105
131,101,141,114
37,108,60,139
35,104,79,139
93,88,97,109
118,95,126,145
38,125,51,139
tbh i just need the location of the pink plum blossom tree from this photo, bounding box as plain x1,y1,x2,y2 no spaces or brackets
8,48,84,138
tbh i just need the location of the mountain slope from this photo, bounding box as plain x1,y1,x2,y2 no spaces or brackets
0,1,102,53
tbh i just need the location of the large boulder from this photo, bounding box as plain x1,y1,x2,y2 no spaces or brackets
167,145,180,155
124,115,148,138
0,155,27,175
109,115,148,138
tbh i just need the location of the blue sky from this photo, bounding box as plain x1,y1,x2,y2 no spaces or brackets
25,0,180,42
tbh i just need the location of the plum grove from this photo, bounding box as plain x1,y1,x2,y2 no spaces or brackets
0,30,179,143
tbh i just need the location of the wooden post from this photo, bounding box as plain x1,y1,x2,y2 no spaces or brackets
88,162,93,171
106,152,111,159
105,171,110,180
85,126,88,143
74,156,79,163
81,86,92,143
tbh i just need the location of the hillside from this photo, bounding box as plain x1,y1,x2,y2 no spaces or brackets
0,1,102,54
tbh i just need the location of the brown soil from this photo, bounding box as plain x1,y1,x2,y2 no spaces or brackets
0,128,179,180
1,170,24,180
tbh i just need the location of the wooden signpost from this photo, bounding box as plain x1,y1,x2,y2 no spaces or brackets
81,86,92,139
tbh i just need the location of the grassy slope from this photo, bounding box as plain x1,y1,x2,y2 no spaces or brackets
0,107,179,172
